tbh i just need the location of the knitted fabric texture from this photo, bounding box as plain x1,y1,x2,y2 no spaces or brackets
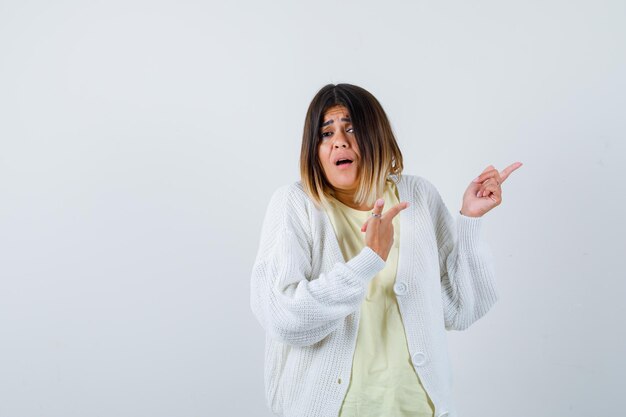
250,174,498,417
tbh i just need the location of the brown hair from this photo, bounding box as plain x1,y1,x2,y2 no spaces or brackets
299,83,404,209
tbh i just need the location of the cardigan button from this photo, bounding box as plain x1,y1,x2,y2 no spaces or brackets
412,352,426,366
393,281,408,296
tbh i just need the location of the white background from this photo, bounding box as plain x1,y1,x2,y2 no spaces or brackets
1,1,624,416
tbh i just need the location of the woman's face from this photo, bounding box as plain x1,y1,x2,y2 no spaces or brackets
317,105,361,193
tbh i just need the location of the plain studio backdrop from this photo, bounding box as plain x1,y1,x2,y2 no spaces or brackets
1,1,624,416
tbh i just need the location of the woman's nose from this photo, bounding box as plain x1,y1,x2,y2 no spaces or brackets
333,133,349,148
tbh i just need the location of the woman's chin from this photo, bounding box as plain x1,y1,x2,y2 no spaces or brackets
330,179,358,192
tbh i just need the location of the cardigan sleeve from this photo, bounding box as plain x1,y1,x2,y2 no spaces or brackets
421,178,499,331
250,185,386,346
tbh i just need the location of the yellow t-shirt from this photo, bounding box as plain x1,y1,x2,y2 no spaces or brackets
326,179,435,417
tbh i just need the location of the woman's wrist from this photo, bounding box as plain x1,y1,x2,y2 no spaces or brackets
459,209,482,218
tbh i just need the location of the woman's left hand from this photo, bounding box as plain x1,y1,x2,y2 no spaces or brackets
460,162,523,217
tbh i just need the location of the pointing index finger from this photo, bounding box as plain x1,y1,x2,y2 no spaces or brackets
499,162,523,183
382,201,409,221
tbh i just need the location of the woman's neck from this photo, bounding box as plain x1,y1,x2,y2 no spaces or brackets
333,189,375,211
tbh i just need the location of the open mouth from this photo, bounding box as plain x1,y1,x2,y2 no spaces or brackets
335,159,353,166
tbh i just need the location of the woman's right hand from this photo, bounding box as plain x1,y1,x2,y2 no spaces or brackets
360,198,409,262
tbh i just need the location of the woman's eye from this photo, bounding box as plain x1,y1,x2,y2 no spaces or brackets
321,131,332,138
347,127,355,133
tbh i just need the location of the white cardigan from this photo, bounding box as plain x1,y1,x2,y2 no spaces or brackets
250,174,498,417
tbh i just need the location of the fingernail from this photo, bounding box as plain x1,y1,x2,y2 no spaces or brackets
376,199,384,206
472,177,480,183
476,191,481,198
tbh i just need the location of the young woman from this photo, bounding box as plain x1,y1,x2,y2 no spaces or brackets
250,83,522,417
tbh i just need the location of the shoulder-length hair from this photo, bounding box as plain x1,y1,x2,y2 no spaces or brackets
299,83,404,210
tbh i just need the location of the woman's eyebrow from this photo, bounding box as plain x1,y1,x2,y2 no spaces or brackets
321,117,351,127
